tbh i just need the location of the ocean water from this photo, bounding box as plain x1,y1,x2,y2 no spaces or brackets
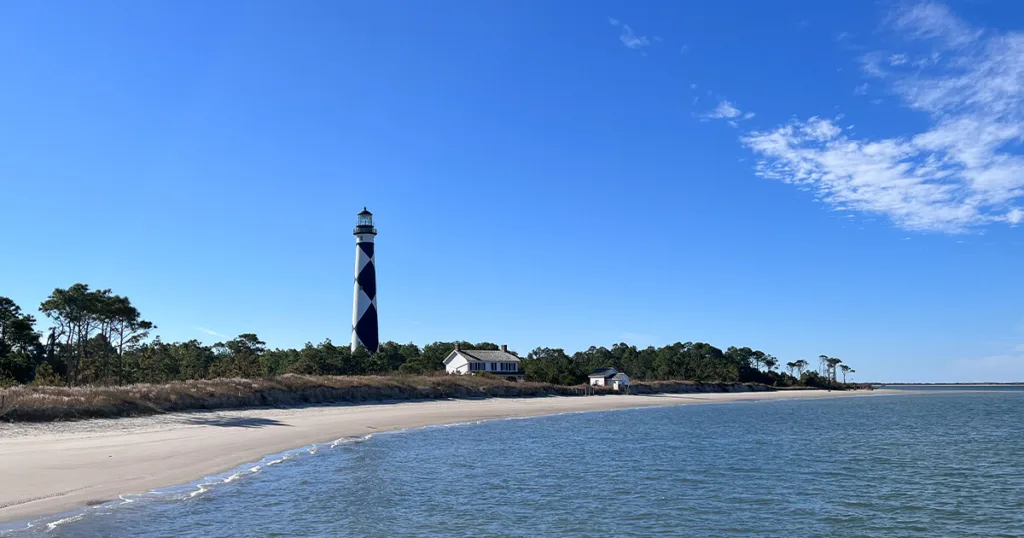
6,390,1024,537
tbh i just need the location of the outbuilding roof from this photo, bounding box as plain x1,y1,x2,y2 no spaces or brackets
460,349,520,363
443,348,520,365
589,367,618,378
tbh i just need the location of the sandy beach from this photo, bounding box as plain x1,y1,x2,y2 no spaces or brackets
0,389,891,524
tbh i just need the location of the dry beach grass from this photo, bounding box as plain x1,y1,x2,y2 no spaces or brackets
0,374,770,422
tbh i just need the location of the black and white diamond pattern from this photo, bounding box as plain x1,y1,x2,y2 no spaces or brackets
351,239,378,354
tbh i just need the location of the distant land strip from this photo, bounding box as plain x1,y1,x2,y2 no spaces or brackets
871,382,1024,386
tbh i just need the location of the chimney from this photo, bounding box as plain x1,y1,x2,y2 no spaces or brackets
455,343,461,351
501,344,508,353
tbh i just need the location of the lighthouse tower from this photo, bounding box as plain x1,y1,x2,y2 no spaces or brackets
351,208,379,354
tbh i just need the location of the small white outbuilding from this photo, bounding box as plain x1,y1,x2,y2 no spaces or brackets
588,368,630,390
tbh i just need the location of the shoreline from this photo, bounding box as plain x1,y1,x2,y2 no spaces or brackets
0,389,895,524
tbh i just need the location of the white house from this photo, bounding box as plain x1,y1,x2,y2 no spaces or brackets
444,343,524,381
588,367,630,390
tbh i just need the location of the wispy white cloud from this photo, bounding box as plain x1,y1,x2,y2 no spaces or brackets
854,83,869,95
680,45,690,55
889,53,908,65
621,31,650,49
608,17,651,50
860,51,889,77
701,100,758,128
705,100,742,119
913,52,943,67
197,327,227,339
742,3,1024,233
890,2,983,49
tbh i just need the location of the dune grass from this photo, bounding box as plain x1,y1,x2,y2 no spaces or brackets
0,374,770,422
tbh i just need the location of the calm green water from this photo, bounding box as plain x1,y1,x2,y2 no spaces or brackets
6,390,1024,537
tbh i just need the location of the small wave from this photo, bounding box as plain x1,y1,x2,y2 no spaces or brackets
187,484,210,499
186,451,303,497
380,420,487,436
407,420,479,431
44,513,86,531
329,434,373,448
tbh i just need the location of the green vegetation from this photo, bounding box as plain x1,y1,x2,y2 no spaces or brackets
1,284,858,390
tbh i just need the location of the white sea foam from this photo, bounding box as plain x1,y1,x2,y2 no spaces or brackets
329,434,373,448
379,420,488,437
187,484,210,499
44,513,86,531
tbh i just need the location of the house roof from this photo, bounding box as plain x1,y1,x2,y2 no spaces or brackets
589,367,618,378
444,349,521,365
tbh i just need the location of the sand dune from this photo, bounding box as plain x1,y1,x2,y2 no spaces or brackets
0,389,891,524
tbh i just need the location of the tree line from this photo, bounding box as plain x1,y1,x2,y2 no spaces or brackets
1,284,856,389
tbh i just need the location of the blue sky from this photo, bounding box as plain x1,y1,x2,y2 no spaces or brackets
2,1,1023,382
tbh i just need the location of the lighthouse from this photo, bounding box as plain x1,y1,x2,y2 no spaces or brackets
351,208,379,354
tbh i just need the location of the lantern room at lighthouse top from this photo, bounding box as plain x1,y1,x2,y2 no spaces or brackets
354,207,377,236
